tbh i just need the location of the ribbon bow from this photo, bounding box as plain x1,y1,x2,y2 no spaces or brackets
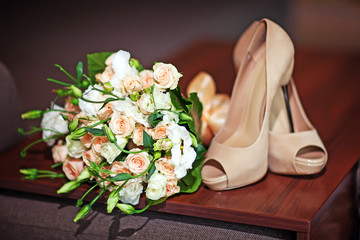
187,72,230,146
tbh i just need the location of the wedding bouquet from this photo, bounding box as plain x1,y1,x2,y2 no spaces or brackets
19,50,205,222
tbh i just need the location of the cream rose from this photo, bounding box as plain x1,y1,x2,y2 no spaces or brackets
62,157,85,181
146,172,167,200
109,112,135,137
97,66,114,83
101,142,121,164
41,104,69,146
124,150,150,175
91,136,109,155
82,149,103,166
139,70,154,89
153,62,182,90
123,75,143,94
137,93,155,115
52,140,68,163
119,178,144,205
66,136,87,158
165,179,180,197
110,50,138,92
152,124,168,140
155,157,176,180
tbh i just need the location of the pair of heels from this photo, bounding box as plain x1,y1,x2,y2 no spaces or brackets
201,19,328,191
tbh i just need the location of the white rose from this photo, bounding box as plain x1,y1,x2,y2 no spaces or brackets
119,178,144,205
41,104,69,146
166,123,197,179
137,93,155,115
100,136,127,164
110,50,138,91
146,172,167,200
78,84,104,117
153,87,172,110
101,142,121,164
153,62,182,90
66,135,87,158
113,97,150,127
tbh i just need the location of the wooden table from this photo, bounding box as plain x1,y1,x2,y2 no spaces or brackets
1,40,359,240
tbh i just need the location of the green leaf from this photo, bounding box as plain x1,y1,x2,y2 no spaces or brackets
178,144,206,193
109,173,132,182
107,189,120,213
146,164,156,181
169,86,191,112
87,52,114,82
147,197,167,206
187,92,203,142
98,97,118,111
148,112,164,128
85,127,104,136
76,61,83,81
143,130,155,149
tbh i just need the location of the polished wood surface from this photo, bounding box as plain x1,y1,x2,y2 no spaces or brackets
1,40,359,239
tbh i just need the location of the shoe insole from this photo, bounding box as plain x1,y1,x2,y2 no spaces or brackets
223,42,266,148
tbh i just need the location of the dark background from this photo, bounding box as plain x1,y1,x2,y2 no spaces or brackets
0,0,359,150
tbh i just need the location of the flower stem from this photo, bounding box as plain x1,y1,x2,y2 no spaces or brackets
134,203,150,214
20,134,64,158
54,64,79,84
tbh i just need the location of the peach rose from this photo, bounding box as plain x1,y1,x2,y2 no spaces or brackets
155,157,176,180
97,101,114,120
91,136,109,154
152,124,168,140
124,149,150,175
109,112,135,137
95,66,114,83
165,179,180,197
52,140,68,163
153,62,182,90
123,75,142,94
65,97,80,121
132,124,145,146
105,53,116,66
139,70,154,89
109,161,131,186
80,132,93,149
62,156,85,180
82,149,103,166
99,165,112,187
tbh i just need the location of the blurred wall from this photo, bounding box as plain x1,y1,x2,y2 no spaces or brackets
0,0,287,112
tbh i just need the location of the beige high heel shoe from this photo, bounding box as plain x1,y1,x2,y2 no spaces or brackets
201,18,295,190
269,79,327,175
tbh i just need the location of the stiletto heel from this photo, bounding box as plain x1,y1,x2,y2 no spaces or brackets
269,79,327,175
201,18,295,190
281,84,294,133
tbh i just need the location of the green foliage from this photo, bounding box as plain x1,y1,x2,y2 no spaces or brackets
87,52,114,82
178,144,206,193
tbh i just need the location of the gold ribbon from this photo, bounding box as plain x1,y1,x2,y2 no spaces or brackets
187,72,230,146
